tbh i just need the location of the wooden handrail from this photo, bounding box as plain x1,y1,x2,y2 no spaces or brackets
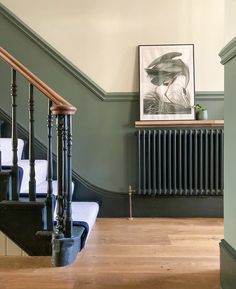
0,47,76,115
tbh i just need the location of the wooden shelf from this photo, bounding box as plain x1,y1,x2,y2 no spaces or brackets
135,120,224,128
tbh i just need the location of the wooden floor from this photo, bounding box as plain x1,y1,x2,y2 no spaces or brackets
0,218,223,289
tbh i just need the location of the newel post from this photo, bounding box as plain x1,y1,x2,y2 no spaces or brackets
51,104,76,267
64,115,73,237
54,113,65,239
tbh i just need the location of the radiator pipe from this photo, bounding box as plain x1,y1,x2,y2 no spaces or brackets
128,185,135,220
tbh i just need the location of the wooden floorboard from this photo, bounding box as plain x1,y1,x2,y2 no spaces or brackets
0,218,223,289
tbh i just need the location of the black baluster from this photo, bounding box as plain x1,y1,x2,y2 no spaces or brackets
62,116,68,234
11,69,19,201
28,84,36,201
54,115,65,238
46,100,53,231
64,115,73,237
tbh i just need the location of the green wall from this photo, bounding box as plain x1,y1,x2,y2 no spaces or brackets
220,37,236,250
0,5,224,194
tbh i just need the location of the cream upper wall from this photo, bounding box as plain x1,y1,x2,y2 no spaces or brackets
1,0,224,92
225,0,236,44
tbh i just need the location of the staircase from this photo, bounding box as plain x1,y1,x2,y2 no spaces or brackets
0,47,99,266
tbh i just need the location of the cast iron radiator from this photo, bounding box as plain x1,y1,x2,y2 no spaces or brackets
137,128,224,196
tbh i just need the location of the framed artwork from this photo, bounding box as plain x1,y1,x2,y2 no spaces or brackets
139,44,195,120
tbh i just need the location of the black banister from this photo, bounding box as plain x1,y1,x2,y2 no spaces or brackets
65,115,73,237
0,47,80,267
46,99,53,231
11,68,19,201
29,83,36,201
